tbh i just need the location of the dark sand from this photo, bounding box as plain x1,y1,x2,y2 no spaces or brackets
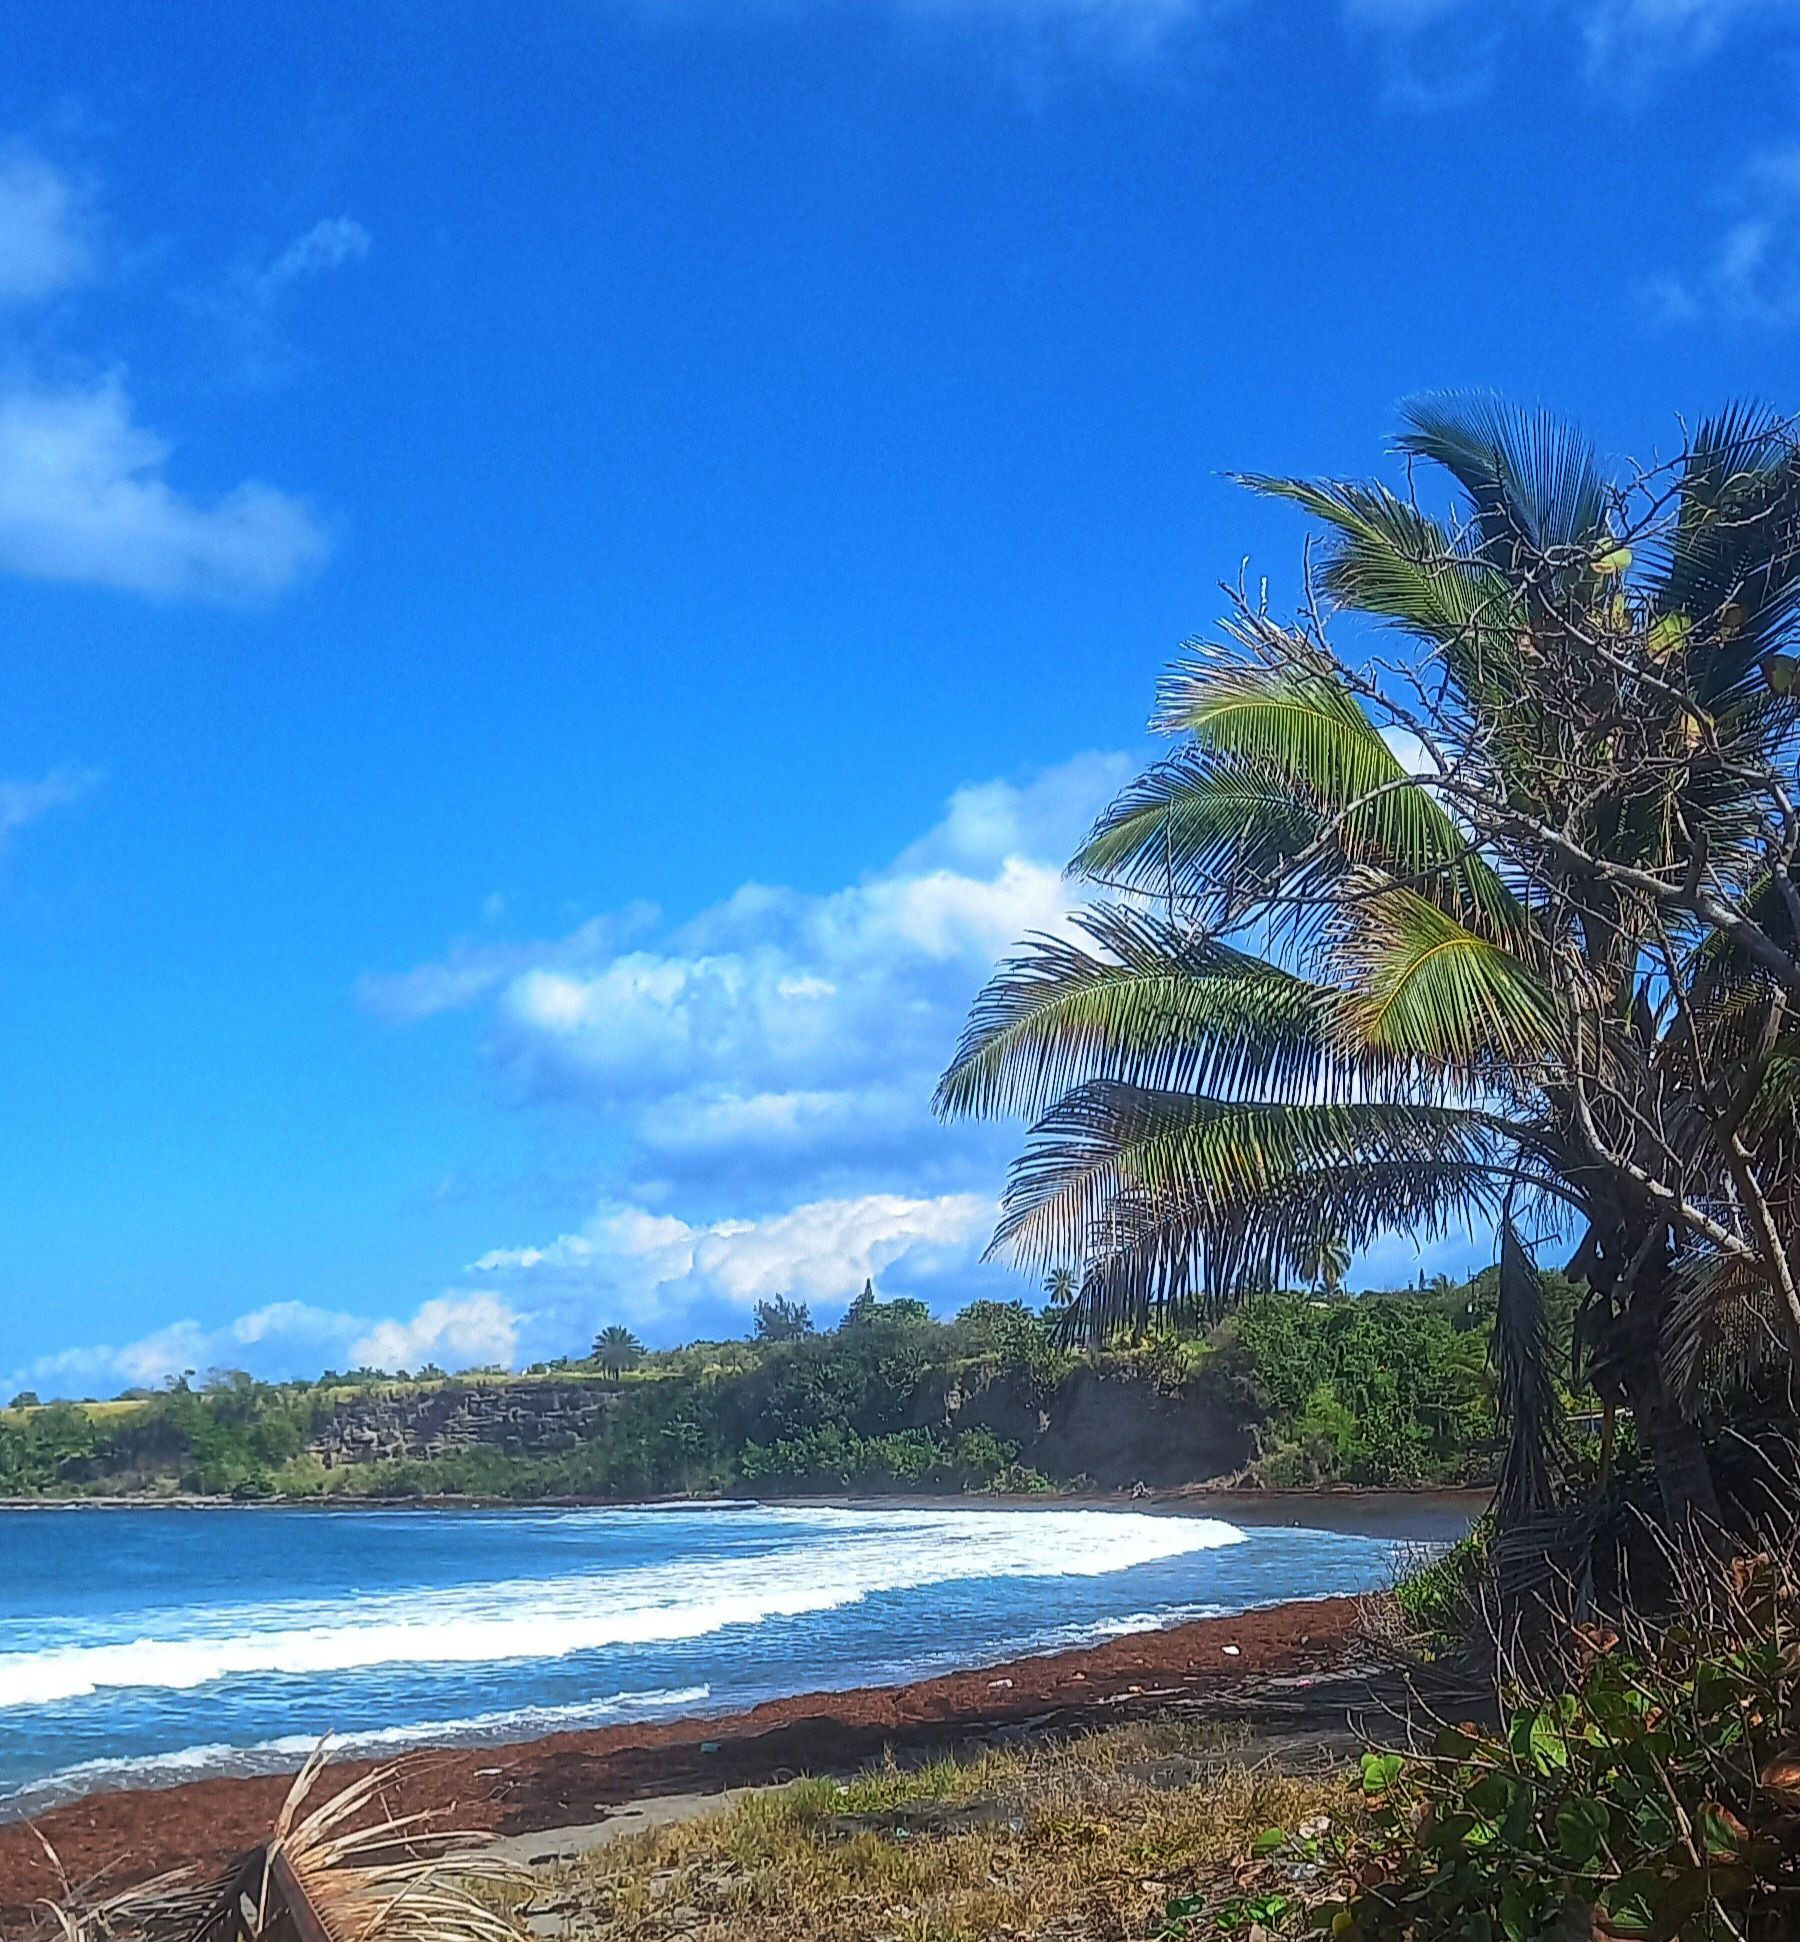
0,1594,1371,1925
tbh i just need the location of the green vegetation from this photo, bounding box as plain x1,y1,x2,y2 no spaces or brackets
590,1325,645,1378
938,394,1800,1539
928,397,1800,1934
1199,1546,1800,1939
0,1278,1529,1500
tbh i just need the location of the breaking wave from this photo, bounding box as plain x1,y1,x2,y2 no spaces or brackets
0,1684,713,1818
0,1508,1245,1710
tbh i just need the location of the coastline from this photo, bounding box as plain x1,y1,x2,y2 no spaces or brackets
0,1484,1491,1532
0,1592,1375,1923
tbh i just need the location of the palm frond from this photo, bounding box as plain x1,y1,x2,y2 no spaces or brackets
1493,1220,1560,1531
933,905,1360,1123
1396,392,1610,559
1663,1249,1790,1405
271,1753,522,1942
1069,748,1325,910
43,1750,526,1942
1333,884,1559,1069
1237,474,1519,655
1150,659,1522,929
990,1083,1506,1299
1655,403,1800,706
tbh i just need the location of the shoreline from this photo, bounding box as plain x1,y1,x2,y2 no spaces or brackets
0,1592,1376,1923
0,1483,1491,1528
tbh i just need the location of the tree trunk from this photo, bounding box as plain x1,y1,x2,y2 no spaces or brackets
1591,1220,1721,1533
1623,1365,1719,1532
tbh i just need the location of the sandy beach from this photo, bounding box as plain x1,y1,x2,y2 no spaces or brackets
0,1591,1374,1925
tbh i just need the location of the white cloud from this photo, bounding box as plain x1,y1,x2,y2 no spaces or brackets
1343,0,1799,74
1641,144,1800,325
473,1191,993,1324
0,147,92,305
255,217,371,302
0,377,328,598
351,1293,524,1373
0,143,332,599
196,216,372,385
0,764,101,848
407,753,1130,1145
368,752,1132,1337
1583,0,1792,67
11,1300,363,1398
8,1293,532,1399
355,907,662,1024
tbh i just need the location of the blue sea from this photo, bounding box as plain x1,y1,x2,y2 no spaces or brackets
0,1500,1445,1815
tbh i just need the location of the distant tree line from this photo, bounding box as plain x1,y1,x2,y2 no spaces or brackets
0,1272,1559,1501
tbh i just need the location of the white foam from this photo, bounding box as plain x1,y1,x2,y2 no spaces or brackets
1025,1602,1228,1651
0,1508,1245,1709
0,1684,712,1815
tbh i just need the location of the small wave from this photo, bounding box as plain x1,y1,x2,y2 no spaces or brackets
0,1509,1246,1709
1025,1602,1229,1652
0,1684,713,1817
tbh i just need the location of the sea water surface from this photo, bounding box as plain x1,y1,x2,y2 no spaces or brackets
0,1500,1444,1815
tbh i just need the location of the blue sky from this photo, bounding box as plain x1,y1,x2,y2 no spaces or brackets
2,0,1799,1393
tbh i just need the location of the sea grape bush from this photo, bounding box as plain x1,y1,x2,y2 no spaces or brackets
1202,1556,1800,1940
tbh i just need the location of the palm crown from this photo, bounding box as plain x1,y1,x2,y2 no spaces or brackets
592,1325,645,1378
938,396,1800,1527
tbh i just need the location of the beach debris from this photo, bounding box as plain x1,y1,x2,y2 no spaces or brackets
31,1746,530,1942
986,1677,1013,1690
824,1797,1022,1843
1222,1644,1240,1656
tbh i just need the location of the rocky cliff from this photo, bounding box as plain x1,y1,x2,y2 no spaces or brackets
310,1380,623,1467
308,1365,1254,1489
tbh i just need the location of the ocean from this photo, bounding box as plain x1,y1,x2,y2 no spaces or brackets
0,1499,1447,1815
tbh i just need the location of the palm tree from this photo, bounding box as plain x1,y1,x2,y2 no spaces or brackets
592,1325,645,1379
938,397,1800,1531
1303,1233,1351,1301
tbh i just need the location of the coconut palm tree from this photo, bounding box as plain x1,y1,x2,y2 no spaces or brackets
1303,1233,1352,1301
938,397,1800,1530
592,1325,645,1379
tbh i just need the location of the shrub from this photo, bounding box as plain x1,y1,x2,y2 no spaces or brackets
1208,1551,1800,1939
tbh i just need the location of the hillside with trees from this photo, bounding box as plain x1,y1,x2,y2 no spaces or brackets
0,1275,1531,1501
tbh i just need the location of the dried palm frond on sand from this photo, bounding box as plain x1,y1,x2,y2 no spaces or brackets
25,1749,527,1942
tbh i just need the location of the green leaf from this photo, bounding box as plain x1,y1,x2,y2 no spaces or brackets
1498,1879,1536,1941
1599,1867,1661,1936
1594,545,1633,575
1646,611,1692,660
1468,1771,1516,1819
1556,1797,1610,1867
1433,1724,1483,1761
1360,1750,1404,1796
1701,1804,1747,1856
1250,1825,1288,1857
1528,1710,1570,1774
934,907,1353,1125
1334,888,1557,1069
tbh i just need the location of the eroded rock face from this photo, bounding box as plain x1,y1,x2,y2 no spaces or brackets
948,1365,1254,1488
309,1381,622,1466
306,1366,1257,1488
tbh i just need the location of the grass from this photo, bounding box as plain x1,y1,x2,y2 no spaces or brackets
517,1721,1356,1942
